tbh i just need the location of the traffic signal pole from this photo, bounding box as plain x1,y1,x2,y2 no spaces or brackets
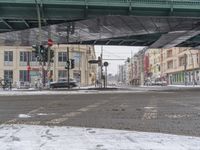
35,0,44,89
67,47,70,89
100,46,103,88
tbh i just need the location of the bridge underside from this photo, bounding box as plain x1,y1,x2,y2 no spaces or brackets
0,15,200,48
1,0,200,31
1,0,200,48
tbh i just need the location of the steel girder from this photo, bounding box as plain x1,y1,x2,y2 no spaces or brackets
1,0,200,32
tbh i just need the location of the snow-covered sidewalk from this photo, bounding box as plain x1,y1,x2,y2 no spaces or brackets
168,85,200,88
0,124,200,150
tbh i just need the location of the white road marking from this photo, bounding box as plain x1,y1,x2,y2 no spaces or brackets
4,107,45,124
47,101,108,124
142,108,158,120
63,112,82,117
165,114,190,119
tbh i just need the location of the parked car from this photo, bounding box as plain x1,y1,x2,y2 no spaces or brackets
154,80,167,86
50,78,77,89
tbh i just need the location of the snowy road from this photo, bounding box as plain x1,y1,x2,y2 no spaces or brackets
0,124,200,150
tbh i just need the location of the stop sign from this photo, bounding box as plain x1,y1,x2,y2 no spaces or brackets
48,39,53,47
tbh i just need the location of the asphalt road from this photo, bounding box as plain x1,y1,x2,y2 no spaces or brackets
0,89,200,137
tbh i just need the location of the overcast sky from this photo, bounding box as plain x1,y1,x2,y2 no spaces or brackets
95,46,144,75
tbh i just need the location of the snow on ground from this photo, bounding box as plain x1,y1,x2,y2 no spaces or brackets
0,124,199,150
168,85,200,88
18,114,31,118
0,89,143,96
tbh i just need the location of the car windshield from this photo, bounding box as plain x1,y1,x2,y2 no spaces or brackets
58,78,75,82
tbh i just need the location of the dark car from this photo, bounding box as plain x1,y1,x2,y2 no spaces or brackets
50,78,77,89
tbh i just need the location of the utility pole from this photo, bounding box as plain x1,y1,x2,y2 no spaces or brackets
78,30,81,89
100,45,103,88
35,0,44,89
131,50,133,85
67,47,70,89
66,23,70,89
184,53,187,86
104,62,109,88
27,51,30,83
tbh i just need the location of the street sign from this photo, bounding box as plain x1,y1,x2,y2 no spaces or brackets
48,39,53,47
88,60,99,64
104,62,109,67
27,66,31,71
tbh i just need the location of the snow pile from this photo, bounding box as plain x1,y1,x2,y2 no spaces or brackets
18,114,31,118
0,124,200,150
0,90,142,96
168,85,200,88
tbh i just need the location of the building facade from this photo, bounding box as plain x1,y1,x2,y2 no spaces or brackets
129,54,140,85
0,45,97,88
162,47,200,85
118,65,125,84
146,47,200,85
146,48,162,83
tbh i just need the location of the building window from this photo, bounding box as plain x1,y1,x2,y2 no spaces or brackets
167,50,172,58
58,52,67,62
19,70,28,82
72,52,81,68
20,51,28,62
174,60,177,69
179,48,186,53
167,60,173,69
30,52,37,62
4,51,13,62
4,51,13,66
58,70,68,79
179,56,186,66
4,70,13,82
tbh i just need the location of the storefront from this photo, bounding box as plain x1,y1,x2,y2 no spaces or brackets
168,70,200,85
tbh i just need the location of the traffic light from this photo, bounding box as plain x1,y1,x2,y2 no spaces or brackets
32,45,40,57
40,45,45,55
50,49,54,62
71,59,75,69
43,49,48,62
98,56,102,66
65,60,70,69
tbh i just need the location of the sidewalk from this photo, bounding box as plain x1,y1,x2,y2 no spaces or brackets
0,124,200,150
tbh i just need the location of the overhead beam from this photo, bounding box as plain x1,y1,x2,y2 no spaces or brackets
1,19,13,29
23,19,30,28
118,40,125,45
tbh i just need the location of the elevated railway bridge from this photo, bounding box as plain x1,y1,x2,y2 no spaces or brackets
1,0,200,48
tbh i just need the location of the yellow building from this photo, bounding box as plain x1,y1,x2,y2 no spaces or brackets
0,45,97,88
146,49,162,81
147,47,200,85
162,47,200,85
